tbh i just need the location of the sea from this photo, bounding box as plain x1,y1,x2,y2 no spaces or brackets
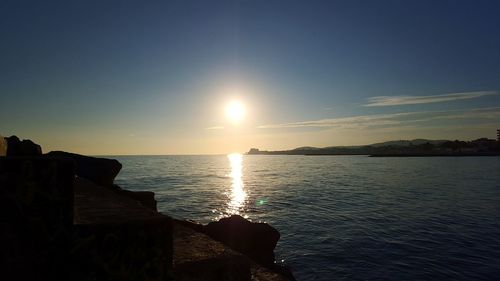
113,154,500,281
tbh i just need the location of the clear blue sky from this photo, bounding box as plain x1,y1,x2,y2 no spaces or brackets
1,0,499,154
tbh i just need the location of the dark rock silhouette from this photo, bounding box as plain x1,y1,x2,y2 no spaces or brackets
174,216,296,280
47,151,122,186
204,215,280,267
4,135,42,156
1,136,295,280
73,177,173,281
0,134,6,156
173,218,205,232
0,157,74,280
110,184,158,211
173,222,291,281
174,255,251,281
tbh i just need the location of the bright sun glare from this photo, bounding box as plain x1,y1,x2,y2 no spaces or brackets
225,100,246,124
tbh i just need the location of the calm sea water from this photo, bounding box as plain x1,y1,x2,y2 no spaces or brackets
113,155,500,280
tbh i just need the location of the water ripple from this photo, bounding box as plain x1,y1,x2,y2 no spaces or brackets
114,155,500,280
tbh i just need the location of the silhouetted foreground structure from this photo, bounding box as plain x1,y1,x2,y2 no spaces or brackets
1,156,74,280
0,135,294,281
248,137,500,157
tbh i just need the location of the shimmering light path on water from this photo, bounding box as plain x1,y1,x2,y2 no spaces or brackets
226,153,247,218
115,155,500,280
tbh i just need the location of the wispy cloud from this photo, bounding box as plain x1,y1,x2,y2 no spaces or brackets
364,91,496,107
257,107,500,129
257,113,411,129
205,126,225,130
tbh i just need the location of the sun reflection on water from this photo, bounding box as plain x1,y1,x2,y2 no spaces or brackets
226,153,247,216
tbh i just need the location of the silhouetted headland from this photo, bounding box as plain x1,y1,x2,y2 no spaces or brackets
248,137,500,157
0,134,295,281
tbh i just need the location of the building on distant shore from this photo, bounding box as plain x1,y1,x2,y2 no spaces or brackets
497,129,500,142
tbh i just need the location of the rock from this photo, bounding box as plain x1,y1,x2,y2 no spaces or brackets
5,135,42,156
0,157,74,280
175,256,251,281
73,177,173,281
173,218,204,232
204,215,280,267
0,134,6,156
173,223,252,281
271,265,297,281
111,185,158,211
47,151,122,186
174,220,295,280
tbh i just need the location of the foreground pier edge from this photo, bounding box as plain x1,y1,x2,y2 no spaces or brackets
0,135,295,281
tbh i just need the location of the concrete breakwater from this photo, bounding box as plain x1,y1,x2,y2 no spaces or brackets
0,135,295,281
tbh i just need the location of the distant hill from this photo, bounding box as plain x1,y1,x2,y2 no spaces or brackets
370,139,449,147
247,138,500,156
290,146,318,151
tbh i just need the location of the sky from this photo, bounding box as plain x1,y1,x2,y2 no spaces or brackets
1,0,499,155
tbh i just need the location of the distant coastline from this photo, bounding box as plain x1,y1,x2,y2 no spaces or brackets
247,138,500,157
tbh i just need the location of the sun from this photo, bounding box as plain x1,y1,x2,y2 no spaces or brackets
225,100,246,124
